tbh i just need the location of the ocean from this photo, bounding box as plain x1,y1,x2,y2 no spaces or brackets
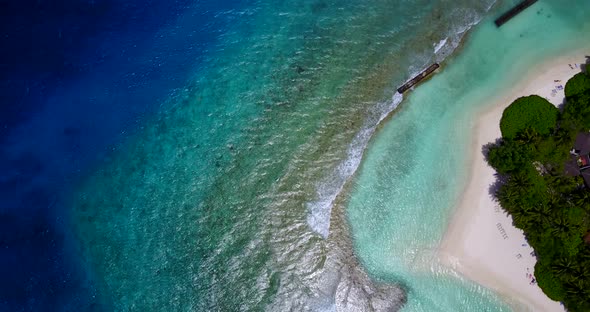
2,0,589,311
347,0,590,311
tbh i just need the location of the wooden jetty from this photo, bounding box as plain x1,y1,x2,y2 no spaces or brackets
397,63,439,94
494,0,538,27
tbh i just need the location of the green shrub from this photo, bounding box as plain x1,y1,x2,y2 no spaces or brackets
565,72,590,99
537,137,570,167
535,261,566,302
562,89,590,130
486,139,532,174
500,95,558,139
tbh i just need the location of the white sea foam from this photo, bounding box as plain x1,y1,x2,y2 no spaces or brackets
434,6,495,63
306,93,403,238
305,4,494,239
434,38,448,54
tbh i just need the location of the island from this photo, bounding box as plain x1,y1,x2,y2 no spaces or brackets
439,55,590,312
486,68,590,311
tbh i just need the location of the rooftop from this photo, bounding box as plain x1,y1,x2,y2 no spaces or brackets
565,132,590,188
582,169,590,189
574,132,590,155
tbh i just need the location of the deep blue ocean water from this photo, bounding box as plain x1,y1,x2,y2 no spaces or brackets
0,1,243,310
7,0,585,311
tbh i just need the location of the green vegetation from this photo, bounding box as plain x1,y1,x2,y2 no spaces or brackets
499,95,559,139
563,71,590,130
565,72,590,98
487,70,590,311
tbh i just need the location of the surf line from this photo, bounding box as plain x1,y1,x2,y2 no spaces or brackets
396,63,440,94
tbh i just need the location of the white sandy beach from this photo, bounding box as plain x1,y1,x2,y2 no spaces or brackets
439,53,589,312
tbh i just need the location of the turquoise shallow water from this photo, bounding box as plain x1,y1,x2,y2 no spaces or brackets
70,1,496,310
67,0,590,311
347,0,590,311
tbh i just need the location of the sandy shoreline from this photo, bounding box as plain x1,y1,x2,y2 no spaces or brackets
439,53,589,311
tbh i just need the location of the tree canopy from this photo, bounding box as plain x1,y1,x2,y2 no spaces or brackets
565,71,590,99
562,89,590,130
487,71,590,312
499,95,559,139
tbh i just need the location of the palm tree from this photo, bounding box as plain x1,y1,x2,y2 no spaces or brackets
497,186,519,212
554,128,574,147
578,263,590,282
515,127,540,146
550,216,572,236
511,210,536,230
529,204,553,226
572,191,590,212
547,174,568,189
564,279,586,296
547,192,563,209
578,248,590,261
510,172,532,193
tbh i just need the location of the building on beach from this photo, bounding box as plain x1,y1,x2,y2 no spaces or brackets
565,132,590,188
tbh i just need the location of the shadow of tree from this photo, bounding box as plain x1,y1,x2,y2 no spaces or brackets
557,99,567,112
481,138,501,160
488,172,509,203
584,55,590,73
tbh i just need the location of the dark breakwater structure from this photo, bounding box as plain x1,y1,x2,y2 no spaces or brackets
397,63,440,94
494,0,538,27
